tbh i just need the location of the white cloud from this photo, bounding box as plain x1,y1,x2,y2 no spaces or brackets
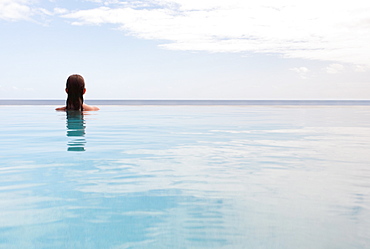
85,0,121,4
3,0,370,67
0,0,32,21
53,7,68,15
290,67,309,79
354,65,367,72
0,85,34,92
0,0,52,21
60,0,370,66
326,63,344,74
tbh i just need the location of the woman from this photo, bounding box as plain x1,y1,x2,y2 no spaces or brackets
56,74,99,111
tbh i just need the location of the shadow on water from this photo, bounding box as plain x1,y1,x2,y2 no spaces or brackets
66,111,86,151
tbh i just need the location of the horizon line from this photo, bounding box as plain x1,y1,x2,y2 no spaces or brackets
1,99,370,106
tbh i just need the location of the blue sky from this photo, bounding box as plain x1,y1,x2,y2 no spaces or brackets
0,0,369,100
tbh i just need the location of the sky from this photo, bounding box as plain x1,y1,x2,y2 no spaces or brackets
0,0,370,100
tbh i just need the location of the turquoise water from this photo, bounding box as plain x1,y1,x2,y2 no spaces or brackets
1,105,370,248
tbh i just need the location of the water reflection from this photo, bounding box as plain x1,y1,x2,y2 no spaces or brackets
66,111,86,151
2,106,370,248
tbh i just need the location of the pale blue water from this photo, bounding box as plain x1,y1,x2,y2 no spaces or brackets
1,105,370,248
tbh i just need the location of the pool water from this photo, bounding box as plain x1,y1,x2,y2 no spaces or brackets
1,105,370,248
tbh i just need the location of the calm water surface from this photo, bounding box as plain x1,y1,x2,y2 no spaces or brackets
0,105,370,248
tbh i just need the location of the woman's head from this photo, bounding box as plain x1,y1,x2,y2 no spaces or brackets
66,74,86,111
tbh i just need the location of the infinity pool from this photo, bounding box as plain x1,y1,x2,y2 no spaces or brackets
1,105,370,248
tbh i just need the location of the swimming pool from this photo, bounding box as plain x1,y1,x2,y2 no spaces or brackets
1,105,370,248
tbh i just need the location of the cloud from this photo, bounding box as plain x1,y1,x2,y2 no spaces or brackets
0,0,33,21
290,67,309,79
0,0,52,21
60,0,370,66
326,63,344,74
53,7,68,15
0,85,34,92
3,0,370,67
354,65,367,72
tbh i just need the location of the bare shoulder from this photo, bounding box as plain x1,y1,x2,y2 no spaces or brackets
83,104,100,111
55,105,99,111
56,106,66,111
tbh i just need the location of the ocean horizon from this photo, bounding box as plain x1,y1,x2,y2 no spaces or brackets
1,99,370,105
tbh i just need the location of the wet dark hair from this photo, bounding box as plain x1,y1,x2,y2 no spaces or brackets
66,74,85,111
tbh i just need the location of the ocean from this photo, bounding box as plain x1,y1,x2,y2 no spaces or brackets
0,102,369,248
1,99,370,106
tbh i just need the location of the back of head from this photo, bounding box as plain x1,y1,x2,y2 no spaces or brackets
66,74,85,111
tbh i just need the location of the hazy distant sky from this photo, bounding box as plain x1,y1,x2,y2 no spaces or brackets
1,0,370,99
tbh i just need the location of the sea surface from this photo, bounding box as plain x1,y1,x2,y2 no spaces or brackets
1,99,370,106
0,103,370,248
